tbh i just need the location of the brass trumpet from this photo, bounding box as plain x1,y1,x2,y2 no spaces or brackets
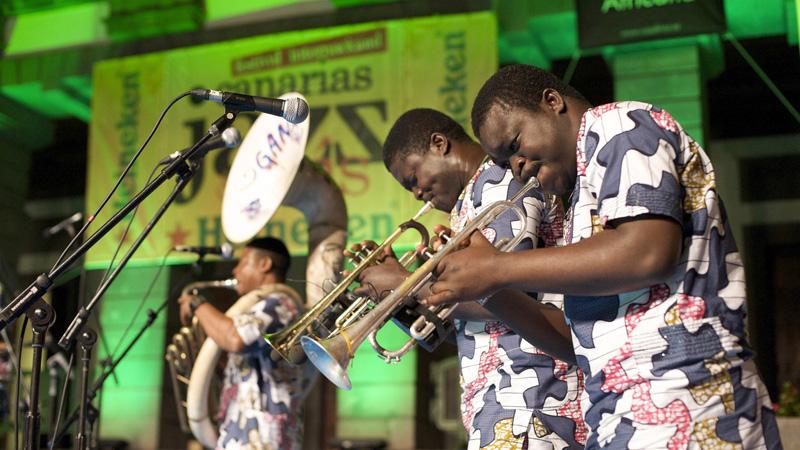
301,177,540,390
263,201,434,364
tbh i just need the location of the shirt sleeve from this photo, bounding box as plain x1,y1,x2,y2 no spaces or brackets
232,293,299,348
584,106,684,226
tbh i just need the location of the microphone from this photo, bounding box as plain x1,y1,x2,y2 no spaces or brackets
173,242,234,259
43,212,83,238
158,127,241,165
190,88,309,124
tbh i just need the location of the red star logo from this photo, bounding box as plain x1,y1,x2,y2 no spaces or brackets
167,224,190,248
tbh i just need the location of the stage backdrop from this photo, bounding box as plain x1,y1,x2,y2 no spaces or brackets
86,11,497,267
87,12,496,449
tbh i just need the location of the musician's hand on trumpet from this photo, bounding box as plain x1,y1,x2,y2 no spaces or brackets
344,240,407,299
422,224,504,307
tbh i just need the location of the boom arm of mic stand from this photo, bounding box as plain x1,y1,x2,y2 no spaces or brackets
0,111,236,332
58,150,200,351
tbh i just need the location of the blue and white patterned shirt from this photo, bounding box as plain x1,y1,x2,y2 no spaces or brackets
565,102,781,449
452,160,587,449
216,286,316,450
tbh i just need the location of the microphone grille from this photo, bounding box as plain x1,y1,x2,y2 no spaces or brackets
220,127,241,148
282,98,309,124
221,242,234,259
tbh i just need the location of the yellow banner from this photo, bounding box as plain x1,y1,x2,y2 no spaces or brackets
86,11,497,266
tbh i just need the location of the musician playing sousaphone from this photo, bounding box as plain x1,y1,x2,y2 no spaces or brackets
178,237,315,450
172,93,347,450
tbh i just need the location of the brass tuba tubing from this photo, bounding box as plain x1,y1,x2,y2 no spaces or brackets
181,278,238,297
165,278,238,437
300,177,540,390
263,201,434,365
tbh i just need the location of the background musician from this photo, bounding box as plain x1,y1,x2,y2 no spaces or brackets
179,237,316,450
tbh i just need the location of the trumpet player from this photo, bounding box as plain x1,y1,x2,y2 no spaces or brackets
424,65,781,448
178,237,315,450
351,108,586,449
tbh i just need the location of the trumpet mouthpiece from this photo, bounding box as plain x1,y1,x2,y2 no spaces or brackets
413,201,435,220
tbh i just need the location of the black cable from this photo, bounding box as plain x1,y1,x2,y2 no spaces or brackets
47,352,74,450
14,316,28,450
98,165,159,285
108,247,173,359
93,165,160,363
51,91,192,271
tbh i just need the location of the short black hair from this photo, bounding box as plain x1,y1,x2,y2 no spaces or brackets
246,236,290,279
382,108,471,170
471,64,588,139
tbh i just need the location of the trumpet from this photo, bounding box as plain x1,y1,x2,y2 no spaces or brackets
263,201,434,364
301,177,540,390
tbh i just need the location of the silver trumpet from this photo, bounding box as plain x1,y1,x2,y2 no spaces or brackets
263,201,434,364
301,177,540,390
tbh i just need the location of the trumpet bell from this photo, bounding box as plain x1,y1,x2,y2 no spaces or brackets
301,335,352,390
264,329,308,365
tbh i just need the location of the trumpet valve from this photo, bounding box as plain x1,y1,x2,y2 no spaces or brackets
347,249,366,265
382,354,402,364
419,248,435,261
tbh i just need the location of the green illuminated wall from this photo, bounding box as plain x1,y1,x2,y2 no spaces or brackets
3,2,108,55
337,323,417,447
96,265,168,449
609,42,709,146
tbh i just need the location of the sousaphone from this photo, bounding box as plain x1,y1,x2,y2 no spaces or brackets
172,93,347,448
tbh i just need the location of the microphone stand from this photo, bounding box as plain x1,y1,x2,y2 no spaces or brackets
75,329,96,450
58,150,198,351
22,299,55,450
55,111,236,448
50,302,166,448
0,110,238,333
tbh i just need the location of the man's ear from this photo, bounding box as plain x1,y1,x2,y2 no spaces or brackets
429,132,450,156
542,88,566,114
258,255,273,274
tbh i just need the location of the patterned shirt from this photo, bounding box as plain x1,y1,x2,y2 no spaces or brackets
217,286,317,450
452,159,587,450
565,102,781,449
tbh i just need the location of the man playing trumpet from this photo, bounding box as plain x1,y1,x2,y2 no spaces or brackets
179,237,315,450
350,108,586,449
424,65,781,448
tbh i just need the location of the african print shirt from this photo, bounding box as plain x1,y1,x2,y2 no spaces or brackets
565,102,781,449
451,159,587,450
217,286,317,450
